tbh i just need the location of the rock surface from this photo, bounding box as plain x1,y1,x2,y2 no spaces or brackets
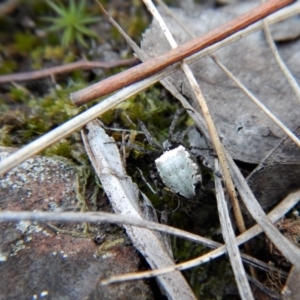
0,147,154,300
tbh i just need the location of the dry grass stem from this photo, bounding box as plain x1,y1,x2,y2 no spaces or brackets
0,189,298,284
214,159,254,299
264,24,300,103
71,0,294,105
145,0,246,237
211,55,300,148
261,0,300,104
227,155,300,269
0,58,139,83
101,189,300,284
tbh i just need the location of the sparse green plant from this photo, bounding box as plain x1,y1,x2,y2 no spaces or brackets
44,139,72,158
43,0,100,48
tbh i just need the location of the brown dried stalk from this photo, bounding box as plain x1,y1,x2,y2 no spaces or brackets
0,58,139,84
70,0,295,106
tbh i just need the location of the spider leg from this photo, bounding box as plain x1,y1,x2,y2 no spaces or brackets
198,155,222,178
160,207,169,224
138,120,162,150
158,198,180,224
189,146,212,152
149,169,163,196
168,108,196,146
168,108,185,143
175,126,192,145
136,167,157,195
105,141,157,155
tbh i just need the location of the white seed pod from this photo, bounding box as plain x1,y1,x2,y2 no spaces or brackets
155,145,202,198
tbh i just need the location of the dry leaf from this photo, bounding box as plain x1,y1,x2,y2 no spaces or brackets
140,1,300,163
247,126,300,211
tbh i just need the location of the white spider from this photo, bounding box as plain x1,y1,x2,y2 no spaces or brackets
155,144,202,198
124,109,221,199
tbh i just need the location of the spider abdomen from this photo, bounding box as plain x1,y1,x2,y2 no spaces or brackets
155,145,202,199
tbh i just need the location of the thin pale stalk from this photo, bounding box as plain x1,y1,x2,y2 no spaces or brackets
261,3,300,103
0,190,298,283
71,0,295,105
101,189,300,284
214,159,254,300
211,55,300,148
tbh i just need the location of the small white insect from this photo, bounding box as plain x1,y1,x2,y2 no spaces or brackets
155,145,201,198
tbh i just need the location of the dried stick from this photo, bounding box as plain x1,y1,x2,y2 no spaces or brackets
0,58,139,84
70,0,295,105
0,189,298,283
214,159,253,300
0,0,20,17
261,1,300,104
101,190,300,284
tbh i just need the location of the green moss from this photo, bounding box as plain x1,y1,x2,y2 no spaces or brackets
101,85,181,140
0,125,13,147
0,59,17,75
24,115,50,138
127,12,149,38
14,31,40,53
44,139,72,158
8,86,30,103
0,83,86,147
30,47,45,70
172,237,235,299
30,45,77,70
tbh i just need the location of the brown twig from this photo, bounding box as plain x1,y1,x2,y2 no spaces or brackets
0,0,20,17
0,57,140,84
70,0,295,106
